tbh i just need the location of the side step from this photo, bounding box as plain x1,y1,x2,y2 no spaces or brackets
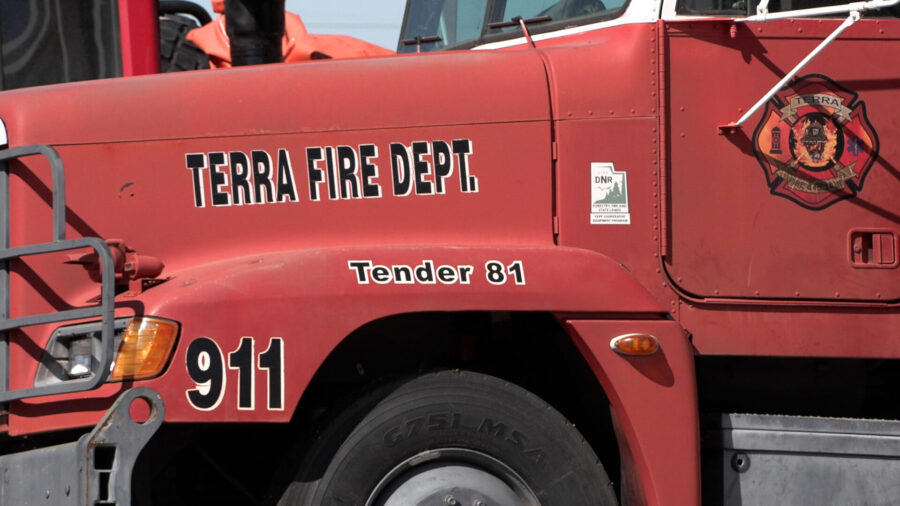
703,413,900,505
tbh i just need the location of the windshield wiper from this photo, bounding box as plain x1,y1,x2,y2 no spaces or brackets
488,15,552,47
401,35,442,53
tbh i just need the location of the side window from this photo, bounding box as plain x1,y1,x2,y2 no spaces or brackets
497,0,617,22
499,0,561,19
490,0,626,33
399,0,629,53
678,0,900,16
0,0,121,90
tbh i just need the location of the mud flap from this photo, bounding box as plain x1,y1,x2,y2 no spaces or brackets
0,387,164,505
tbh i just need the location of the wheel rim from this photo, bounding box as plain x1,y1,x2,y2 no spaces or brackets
366,448,541,506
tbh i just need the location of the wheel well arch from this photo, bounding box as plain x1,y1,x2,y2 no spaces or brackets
292,310,622,492
130,311,626,504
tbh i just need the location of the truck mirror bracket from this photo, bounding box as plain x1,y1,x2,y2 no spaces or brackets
720,10,862,132
720,0,898,132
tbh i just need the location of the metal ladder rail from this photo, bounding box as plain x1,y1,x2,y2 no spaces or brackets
0,145,115,403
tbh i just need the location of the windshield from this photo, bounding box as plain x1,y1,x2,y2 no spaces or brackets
399,0,628,53
0,0,121,90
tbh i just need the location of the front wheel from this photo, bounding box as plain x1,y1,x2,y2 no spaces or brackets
279,370,617,505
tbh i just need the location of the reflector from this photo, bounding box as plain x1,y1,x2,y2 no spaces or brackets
109,317,179,381
610,333,660,355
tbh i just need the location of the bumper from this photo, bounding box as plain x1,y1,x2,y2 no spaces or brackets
0,388,163,505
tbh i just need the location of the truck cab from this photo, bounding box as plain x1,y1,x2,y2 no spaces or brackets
0,0,897,504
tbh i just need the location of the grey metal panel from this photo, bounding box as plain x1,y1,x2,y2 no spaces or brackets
714,450,900,506
718,412,900,436
724,429,900,458
0,441,81,505
704,413,900,506
0,157,8,398
0,388,164,506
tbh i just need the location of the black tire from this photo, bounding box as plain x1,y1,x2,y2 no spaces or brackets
279,370,617,505
158,14,209,72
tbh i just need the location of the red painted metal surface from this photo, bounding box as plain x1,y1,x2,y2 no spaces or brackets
118,0,159,76
663,18,900,303
537,24,660,120
548,24,671,318
568,319,700,506
0,47,667,434
3,51,547,145
10,245,663,434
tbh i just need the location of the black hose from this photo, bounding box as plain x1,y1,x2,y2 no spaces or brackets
224,0,285,66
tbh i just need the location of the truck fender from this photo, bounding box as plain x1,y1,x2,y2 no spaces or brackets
132,244,666,423
566,319,700,506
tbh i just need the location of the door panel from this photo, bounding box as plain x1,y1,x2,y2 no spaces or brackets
664,18,900,302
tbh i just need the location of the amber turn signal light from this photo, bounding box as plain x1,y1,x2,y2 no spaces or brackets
109,317,179,381
610,333,660,356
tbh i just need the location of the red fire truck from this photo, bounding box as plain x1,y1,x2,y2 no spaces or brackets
0,0,897,504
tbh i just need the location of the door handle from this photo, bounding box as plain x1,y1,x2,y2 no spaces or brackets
849,229,897,268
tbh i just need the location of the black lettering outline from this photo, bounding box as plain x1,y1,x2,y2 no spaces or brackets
209,152,232,207
390,143,413,197
453,139,478,193
348,260,372,284
227,336,255,411
186,153,208,208
337,145,361,199
251,150,275,204
185,337,227,411
412,140,434,195
325,146,338,200
392,265,414,284
457,265,474,285
432,140,453,195
436,265,458,284
258,337,285,411
359,144,382,198
229,151,253,206
275,148,299,203
371,265,393,284
306,147,325,201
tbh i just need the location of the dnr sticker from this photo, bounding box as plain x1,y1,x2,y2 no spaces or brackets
590,162,630,225
752,74,879,210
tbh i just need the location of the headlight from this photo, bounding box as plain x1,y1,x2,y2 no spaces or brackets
34,317,180,387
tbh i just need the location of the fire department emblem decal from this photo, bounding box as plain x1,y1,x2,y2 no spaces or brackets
752,74,879,210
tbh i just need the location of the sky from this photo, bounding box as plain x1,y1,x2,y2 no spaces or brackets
199,1,408,51
291,1,408,50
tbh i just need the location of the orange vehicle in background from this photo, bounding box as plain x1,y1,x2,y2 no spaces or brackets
186,0,393,68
